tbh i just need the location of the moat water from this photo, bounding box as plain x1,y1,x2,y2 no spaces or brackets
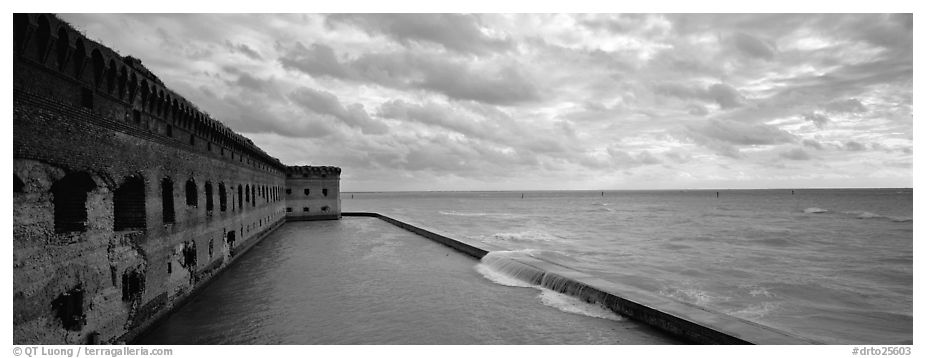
137,218,678,344
343,189,912,344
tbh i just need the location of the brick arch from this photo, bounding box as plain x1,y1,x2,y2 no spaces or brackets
55,27,69,71
113,174,146,231
128,72,138,102
106,59,117,94
35,15,51,64
91,49,104,88
72,38,85,79
14,13,29,53
139,80,149,111
118,66,128,100
51,172,97,233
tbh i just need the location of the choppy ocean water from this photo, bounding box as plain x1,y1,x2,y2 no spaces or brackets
343,189,913,344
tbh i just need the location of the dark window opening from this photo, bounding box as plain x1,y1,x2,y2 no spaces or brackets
205,182,214,211
114,175,146,231
208,239,214,258
80,88,93,109
14,13,27,53
322,188,329,197
303,173,308,178
52,286,85,331
304,188,310,196
207,142,212,151
52,172,96,233
322,206,330,213
285,188,291,195
121,268,145,303
219,183,227,212
35,16,51,61
252,186,256,207
303,207,309,212
14,175,25,193
185,178,197,207
181,241,196,269
161,178,174,224
165,125,172,137
167,261,172,274
286,207,292,213
245,185,250,203
55,28,69,69
237,185,243,210
227,231,236,247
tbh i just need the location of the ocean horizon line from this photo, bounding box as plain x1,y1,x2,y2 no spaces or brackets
341,187,913,194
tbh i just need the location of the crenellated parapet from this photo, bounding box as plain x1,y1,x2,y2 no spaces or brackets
13,13,284,173
285,166,342,178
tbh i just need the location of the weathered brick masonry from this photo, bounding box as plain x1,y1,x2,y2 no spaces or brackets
13,13,341,344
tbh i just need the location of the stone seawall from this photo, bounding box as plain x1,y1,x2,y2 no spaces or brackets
342,212,819,345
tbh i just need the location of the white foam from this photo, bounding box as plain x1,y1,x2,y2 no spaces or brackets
728,302,780,320
475,252,624,322
843,210,884,219
475,262,534,288
890,216,912,222
803,207,828,214
538,289,623,321
489,231,563,243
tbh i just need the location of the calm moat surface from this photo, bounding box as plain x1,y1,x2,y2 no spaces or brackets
137,218,678,344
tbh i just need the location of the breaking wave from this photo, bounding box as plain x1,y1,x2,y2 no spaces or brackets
487,231,564,243
803,207,828,214
475,251,622,321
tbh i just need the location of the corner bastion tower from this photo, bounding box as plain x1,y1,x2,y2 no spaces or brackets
13,13,341,344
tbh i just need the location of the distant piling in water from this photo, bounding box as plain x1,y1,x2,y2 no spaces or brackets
716,191,719,198
521,193,524,199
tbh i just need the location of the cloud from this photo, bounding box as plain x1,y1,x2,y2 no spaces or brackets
225,41,262,60
824,98,867,114
802,112,830,128
730,32,777,60
326,14,513,55
287,87,388,135
688,119,796,146
780,147,811,160
279,43,541,105
844,141,866,151
654,82,744,109
802,139,824,150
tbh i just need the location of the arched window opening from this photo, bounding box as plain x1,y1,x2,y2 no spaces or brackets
237,185,243,210
322,188,329,197
118,67,128,99
72,39,85,78
205,181,214,212
304,188,310,196
91,49,104,87
185,178,197,207
14,13,28,53
52,172,96,233
56,28,69,70
35,15,51,62
252,186,256,207
245,185,250,203
161,178,174,224
128,73,138,102
219,183,227,212
114,175,146,231
106,59,117,93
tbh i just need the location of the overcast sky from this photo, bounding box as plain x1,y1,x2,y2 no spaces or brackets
61,13,912,191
